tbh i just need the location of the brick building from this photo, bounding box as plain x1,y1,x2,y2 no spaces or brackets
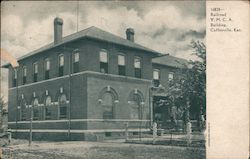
3,17,187,140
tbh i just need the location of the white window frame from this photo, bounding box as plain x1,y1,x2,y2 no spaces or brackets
45,58,50,70
58,54,64,67
74,52,79,63
118,54,125,66
100,50,108,63
168,72,174,81
33,62,38,74
23,66,27,77
134,56,141,69
14,69,17,79
153,69,160,80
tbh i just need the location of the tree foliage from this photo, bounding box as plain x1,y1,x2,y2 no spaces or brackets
0,96,6,110
165,40,206,129
188,40,206,118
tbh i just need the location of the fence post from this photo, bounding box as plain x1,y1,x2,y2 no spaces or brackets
8,129,12,144
29,106,33,146
125,122,129,141
153,122,157,144
186,121,192,146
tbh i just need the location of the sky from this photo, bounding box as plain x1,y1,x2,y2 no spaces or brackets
1,1,206,102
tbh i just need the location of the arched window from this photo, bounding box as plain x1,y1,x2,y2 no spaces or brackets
33,98,39,120
44,96,52,120
59,94,67,119
128,90,144,119
102,93,114,119
99,86,119,119
130,94,141,119
19,99,27,121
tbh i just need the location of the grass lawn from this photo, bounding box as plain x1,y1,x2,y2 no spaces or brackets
1,139,205,159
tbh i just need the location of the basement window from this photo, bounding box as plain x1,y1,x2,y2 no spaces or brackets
100,50,108,73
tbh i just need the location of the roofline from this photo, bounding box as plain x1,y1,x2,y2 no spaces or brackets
152,55,189,69
85,36,162,56
152,62,186,69
2,36,162,68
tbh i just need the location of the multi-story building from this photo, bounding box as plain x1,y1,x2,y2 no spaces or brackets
3,17,187,140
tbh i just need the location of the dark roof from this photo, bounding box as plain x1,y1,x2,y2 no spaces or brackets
2,26,161,68
152,55,188,68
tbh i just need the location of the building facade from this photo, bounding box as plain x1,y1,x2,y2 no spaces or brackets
4,17,187,140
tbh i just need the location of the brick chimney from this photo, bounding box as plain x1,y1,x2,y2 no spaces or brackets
54,17,63,45
126,28,135,42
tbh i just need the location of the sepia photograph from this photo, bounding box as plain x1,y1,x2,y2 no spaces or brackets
0,0,225,158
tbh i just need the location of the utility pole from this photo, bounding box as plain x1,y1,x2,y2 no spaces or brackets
29,105,33,146
68,48,74,140
76,0,79,32
15,68,19,133
139,103,142,141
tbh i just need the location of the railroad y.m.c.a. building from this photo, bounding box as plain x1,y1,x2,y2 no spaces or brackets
3,17,187,140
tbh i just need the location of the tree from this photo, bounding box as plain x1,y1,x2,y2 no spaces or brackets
188,40,206,131
167,40,206,131
0,96,7,131
0,96,7,111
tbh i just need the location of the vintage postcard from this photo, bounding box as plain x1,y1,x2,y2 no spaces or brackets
0,1,249,159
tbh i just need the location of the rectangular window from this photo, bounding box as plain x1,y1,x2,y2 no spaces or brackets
168,72,174,81
100,51,108,63
73,52,79,73
44,58,50,80
23,66,27,85
58,54,64,76
13,69,17,87
118,54,126,76
74,52,79,63
100,50,108,73
153,69,160,87
134,57,141,78
33,62,38,82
